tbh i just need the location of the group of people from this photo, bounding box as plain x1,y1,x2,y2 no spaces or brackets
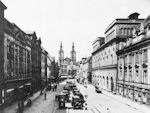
51,83,58,91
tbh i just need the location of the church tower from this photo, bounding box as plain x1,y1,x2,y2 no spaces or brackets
71,42,76,63
59,42,64,66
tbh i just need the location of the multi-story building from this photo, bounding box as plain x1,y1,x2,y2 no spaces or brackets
27,32,42,92
41,48,48,87
77,58,88,84
92,13,144,93
0,1,52,107
47,55,54,83
0,18,32,106
0,1,7,106
117,15,150,105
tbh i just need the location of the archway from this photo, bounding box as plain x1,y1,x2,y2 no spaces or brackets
103,76,105,87
111,77,114,92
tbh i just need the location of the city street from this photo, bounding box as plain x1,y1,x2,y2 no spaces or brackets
77,84,144,113
9,81,146,113
1,1,150,113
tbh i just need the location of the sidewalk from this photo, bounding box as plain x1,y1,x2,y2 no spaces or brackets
87,83,150,113
1,91,41,113
102,90,150,113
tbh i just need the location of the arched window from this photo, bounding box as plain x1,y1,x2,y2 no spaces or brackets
103,77,105,86
107,77,109,89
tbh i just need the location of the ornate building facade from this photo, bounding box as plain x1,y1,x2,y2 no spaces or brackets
117,15,150,105
0,2,7,106
92,13,144,93
0,1,53,108
0,18,32,106
58,42,77,78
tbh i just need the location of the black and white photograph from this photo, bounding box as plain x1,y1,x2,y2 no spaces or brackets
0,0,150,113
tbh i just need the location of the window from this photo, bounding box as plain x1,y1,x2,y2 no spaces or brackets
129,73,132,82
135,52,139,63
7,42,10,53
103,77,105,86
143,70,147,83
124,55,127,64
111,55,113,64
129,54,132,64
143,50,148,62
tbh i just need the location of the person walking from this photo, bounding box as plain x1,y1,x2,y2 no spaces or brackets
17,101,21,113
51,84,54,91
44,92,47,100
55,84,57,91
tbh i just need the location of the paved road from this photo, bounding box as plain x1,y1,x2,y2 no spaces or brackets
77,83,144,113
21,81,144,113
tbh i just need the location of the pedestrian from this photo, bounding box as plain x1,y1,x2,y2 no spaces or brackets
17,101,21,113
55,84,57,91
27,98,32,107
107,108,111,113
44,92,47,100
51,84,54,91
40,90,43,95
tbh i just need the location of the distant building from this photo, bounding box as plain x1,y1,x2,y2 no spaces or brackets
77,58,88,83
41,48,48,87
47,55,54,82
58,42,77,79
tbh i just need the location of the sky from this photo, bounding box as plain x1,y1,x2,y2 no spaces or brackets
3,0,150,61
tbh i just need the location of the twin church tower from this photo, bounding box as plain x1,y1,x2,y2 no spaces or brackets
59,42,76,66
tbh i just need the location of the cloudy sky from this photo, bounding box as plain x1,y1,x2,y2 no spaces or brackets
3,0,150,61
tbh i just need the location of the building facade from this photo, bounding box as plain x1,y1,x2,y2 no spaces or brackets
117,15,150,105
58,42,77,79
47,55,54,83
41,48,48,87
0,0,52,108
0,1,7,106
27,32,42,92
77,58,88,84
92,13,144,93
87,56,92,83
0,18,32,106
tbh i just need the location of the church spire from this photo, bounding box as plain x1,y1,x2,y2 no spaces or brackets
72,42,75,51
59,42,64,65
71,42,76,63
60,42,63,50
